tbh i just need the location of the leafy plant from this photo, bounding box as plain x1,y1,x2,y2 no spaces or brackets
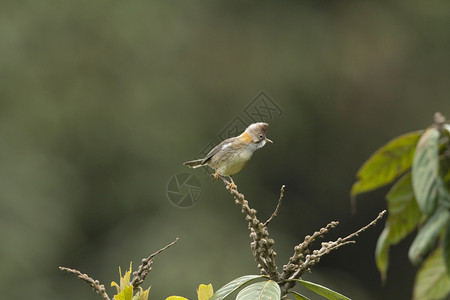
166,283,213,300
352,112,450,300
168,275,351,300
194,181,385,300
59,238,178,300
111,262,151,300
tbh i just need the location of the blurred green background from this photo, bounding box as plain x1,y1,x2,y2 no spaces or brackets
1,1,450,299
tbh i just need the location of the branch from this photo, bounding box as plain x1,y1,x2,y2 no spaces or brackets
264,185,285,226
279,210,386,297
341,210,386,243
131,238,179,289
59,266,110,300
61,238,179,298
217,176,386,299
299,210,386,275
220,176,281,282
281,220,339,281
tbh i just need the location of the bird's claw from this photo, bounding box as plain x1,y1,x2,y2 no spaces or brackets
228,181,237,189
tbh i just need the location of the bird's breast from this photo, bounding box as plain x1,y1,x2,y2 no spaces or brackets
217,146,255,176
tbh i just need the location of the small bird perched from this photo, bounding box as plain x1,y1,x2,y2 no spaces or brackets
183,122,272,189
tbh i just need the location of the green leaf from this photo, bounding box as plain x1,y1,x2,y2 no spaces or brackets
209,275,263,300
387,171,415,214
413,247,450,300
386,172,421,243
290,291,311,300
443,221,450,275
236,280,280,300
375,227,390,284
351,131,422,197
438,177,450,209
293,279,351,300
439,124,450,209
375,172,422,283
412,127,440,215
408,207,450,265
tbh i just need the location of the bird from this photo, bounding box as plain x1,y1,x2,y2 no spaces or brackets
183,122,272,189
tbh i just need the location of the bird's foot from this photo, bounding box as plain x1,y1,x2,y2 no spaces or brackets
228,182,237,189
228,178,237,190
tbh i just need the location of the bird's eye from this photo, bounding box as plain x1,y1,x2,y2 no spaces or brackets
258,134,264,140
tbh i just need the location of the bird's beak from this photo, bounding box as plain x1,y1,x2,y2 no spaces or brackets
265,138,273,143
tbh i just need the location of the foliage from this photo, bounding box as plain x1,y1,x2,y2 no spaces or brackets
60,239,178,300
165,283,213,300
352,113,450,300
168,275,351,300
165,179,386,300
293,279,351,300
413,248,450,300
197,284,214,300
111,262,150,300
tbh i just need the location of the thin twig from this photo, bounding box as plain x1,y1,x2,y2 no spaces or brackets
302,210,387,271
264,185,285,226
59,266,110,300
280,220,339,298
343,210,387,241
279,210,386,298
131,238,179,288
149,238,179,259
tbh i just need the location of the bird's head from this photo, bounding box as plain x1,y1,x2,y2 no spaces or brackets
242,122,273,147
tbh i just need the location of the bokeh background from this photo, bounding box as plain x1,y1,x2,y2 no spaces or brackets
1,1,450,299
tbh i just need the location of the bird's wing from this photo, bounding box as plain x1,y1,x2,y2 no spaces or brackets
201,137,235,164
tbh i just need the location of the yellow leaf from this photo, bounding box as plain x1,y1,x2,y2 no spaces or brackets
114,285,133,300
137,286,151,300
197,284,213,300
113,262,133,294
111,281,120,294
165,297,189,300
121,262,132,289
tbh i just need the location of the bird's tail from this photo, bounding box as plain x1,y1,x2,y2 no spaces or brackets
183,159,205,168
